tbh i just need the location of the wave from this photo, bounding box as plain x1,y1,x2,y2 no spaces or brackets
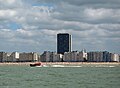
52,65,82,67
94,65,115,67
35,65,116,68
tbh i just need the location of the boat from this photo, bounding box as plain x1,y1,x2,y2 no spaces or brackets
30,62,42,67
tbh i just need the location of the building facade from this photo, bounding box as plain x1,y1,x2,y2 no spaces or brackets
87,51,114,62
63,50,87,62
0,52,5,62
10,52,19,62
40,51,52,62
40,51,63,62
87,51,104,62
19,52,38,62
113,54,119,62
57,33,71,54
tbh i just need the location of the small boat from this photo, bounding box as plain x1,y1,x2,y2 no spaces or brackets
30,62,42,67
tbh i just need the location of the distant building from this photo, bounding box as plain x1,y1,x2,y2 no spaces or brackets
63,51,79,62
10,52,19,62
63,52,72,62
119,55,120,62
19,52,38,62
57,33,71,54
40,51,52,62
103,51,110,62
87,51,104,62
63,50,87,62
82,49,87,61
1,52,12,62
40,51,63,62
108,53,114,62
53,53,63,62
0,52,6,62
0,52,39,62
113,54,119,62
87,51,116,62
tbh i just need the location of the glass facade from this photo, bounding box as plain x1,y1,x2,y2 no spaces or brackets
57,33,71,54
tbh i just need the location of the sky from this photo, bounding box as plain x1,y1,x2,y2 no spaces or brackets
0,0,120,54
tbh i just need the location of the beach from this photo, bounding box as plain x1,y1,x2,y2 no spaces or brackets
0,62,119,66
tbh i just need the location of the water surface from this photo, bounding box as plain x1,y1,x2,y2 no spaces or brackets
0,64,119,88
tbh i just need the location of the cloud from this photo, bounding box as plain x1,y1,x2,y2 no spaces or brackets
0,9,17,18
0,0,120,53
0,0,23,9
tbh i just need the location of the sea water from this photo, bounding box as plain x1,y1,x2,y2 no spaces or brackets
0,64,120,88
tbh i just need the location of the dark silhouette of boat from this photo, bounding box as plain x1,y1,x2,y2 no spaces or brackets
30,62,42,67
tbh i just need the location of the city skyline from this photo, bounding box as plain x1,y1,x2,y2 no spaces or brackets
0,0,120,54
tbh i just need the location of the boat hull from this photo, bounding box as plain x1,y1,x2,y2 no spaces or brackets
30,62,41,67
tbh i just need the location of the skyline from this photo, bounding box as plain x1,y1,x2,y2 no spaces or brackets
0,0,120,54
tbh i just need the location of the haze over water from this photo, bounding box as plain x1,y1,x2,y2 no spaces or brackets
0,64,120,88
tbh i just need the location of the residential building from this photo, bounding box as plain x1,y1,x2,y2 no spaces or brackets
87,51,116,62
0,52,6,62
87,51,104,62
40,51,63,62
40,51,52,62
2,52,11,62
19,52,38,62
63,50,87,62
10,52,19,62
82,49,87,61
63,52,72,62
103,51,110,62
113,54,119,62
53,53,63,62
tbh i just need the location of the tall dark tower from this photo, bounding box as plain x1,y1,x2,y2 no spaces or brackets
57,33,71,54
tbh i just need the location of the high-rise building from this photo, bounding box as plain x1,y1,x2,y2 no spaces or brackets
57,33,71,54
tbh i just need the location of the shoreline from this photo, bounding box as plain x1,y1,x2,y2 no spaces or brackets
0,62,120,66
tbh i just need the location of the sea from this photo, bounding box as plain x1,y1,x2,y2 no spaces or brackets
0,64,120,88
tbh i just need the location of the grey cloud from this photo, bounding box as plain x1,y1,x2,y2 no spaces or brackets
98,24,120,31
51,2,120,24
0,0,23,9
0,0,120,53
65,0,120,9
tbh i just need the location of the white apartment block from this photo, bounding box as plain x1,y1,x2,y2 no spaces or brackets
113,54,119,62
63,50,87,62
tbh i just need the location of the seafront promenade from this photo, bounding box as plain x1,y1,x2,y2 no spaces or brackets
0,62,119,66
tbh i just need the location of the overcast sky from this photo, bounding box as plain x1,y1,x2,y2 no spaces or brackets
0,0,120,54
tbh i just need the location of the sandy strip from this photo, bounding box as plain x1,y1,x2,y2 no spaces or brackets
0,62,33,66
0,62,119,66
42,62,120,65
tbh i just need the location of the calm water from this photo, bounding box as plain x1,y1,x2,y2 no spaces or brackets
0,64,120,88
